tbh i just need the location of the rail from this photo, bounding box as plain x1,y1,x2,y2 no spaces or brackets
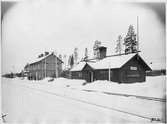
81,89,166,102
12,83,164,123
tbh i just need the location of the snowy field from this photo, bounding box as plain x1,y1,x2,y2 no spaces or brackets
1,76,166,123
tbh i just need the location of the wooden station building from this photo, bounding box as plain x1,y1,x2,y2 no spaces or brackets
24,52,63,80
70,47,151,83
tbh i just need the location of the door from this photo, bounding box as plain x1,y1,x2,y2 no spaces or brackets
88,71,93,82
84,71,94,82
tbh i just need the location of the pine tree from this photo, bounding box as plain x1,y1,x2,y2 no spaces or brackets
115,35,123,55
74,48,78,65
124,25,137,54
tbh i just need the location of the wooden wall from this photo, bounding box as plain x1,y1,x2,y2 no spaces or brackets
119,57,146,83
26,54,63,80
71,55,148,83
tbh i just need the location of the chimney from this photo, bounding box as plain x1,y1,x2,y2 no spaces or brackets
97,46,107,59
45,51,49,56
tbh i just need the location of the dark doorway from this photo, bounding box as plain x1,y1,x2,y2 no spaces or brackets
88,71,93,82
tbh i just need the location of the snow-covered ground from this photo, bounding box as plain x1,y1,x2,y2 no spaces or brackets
19,76,165,98
81,76,166,99
1,76,166,123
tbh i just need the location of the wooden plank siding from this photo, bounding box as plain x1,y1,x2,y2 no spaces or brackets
94,69,108,81
70,54,151,83
25,54,63,80
119,57,146,83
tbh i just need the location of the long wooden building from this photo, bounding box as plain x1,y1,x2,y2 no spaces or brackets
24,52,63,80
70,53,151,83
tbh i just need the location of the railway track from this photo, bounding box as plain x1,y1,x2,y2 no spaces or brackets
102,91,166,102
12,83,163,123
81,89,166,102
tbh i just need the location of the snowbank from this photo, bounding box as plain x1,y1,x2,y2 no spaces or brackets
13,77,86,88
49,78,86,87
3,76,165,98
82,76,166,98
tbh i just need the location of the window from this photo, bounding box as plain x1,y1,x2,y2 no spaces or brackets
130,66,137,70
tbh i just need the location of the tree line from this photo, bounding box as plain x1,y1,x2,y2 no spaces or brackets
64,24,138,69
115,25,138,55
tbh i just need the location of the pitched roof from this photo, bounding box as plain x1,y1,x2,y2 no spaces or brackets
89,53,136,69
70,62,87,71
29,52,63,65
71,53,151,71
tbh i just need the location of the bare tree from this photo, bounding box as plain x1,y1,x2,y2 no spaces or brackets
74,47,78,65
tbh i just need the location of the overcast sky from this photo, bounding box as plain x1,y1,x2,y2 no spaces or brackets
2,0,166,73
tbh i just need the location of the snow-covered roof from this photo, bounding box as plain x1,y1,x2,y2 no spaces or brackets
28,52,63,65
71,53,151,71
71,53,137,71
70,62,87,71
89,53,136,69
29,53,51,65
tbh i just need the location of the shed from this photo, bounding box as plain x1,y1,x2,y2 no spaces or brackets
70,53,151,83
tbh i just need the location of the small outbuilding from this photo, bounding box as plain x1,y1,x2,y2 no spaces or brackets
70,53,151,83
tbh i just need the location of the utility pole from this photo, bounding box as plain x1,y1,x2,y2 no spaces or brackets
36,72,38,80
45,58,46,78
54,51,58,78
108,62,111,81
137,16,139,52
63,55,67,70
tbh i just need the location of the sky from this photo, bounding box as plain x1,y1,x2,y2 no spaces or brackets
2,0,166,73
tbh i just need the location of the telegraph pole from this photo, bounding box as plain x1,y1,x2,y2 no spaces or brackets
36,72,38,80
54,51,58,78
44,58,46,78
108,62,111,81
137,16,139,52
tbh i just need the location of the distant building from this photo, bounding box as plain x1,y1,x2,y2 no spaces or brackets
146,62,166,76
24,52,63,80
70,47,151,83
